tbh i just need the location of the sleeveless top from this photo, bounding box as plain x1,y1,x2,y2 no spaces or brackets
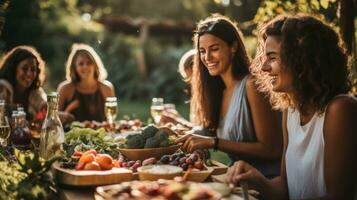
286,108,327,199
216,75,280,178
65,87,106,122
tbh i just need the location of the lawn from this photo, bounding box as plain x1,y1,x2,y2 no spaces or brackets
118,100,230,165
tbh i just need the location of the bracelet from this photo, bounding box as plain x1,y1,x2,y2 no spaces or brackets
213,136,219,151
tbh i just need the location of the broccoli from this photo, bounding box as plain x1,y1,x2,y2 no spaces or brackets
154,130,169,142
141,125,159,139
126,134,145,149
144,137,161,148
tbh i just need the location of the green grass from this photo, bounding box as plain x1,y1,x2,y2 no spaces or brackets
117,100,230,166
118,100,190,121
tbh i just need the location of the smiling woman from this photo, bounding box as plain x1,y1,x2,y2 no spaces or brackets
57,43,116,122
175,14,282,178
0,45,47,120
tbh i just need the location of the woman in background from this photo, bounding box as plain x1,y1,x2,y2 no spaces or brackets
160,49,196,127
175,14,282,178
226,14,357,199
58,43,115,122
0,45,47,120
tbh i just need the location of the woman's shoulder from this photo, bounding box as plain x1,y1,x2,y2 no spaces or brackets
98,80,115,95
57,81,75,91
326,95,357,115
244,75,263,98
57,81,75,97
0,79,13,90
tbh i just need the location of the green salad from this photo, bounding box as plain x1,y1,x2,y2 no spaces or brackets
64,127,120,158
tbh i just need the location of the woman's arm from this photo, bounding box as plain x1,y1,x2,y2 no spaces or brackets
217,77,282,160
177,77,282,160
322,96,357,199
57,81,71,111
101,80,115,98
226,110,289,200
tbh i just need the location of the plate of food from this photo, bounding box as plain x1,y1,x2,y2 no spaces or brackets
54,150,133,186
95,180,222,200
118,125,180,160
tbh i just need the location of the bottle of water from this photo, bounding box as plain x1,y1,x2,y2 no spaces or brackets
39,92,64,159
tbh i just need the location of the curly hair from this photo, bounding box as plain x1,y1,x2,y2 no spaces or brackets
251,14,351,114
65,43,108,84
0,45,45,90
191,14,251,129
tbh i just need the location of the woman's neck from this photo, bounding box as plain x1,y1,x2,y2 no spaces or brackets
14,85,27,95
78,78,97,88
288,93,317,124
220,65,237,90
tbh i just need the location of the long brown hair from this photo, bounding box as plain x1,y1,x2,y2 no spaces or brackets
251,14,351,114
0,45,45,90
191,14,251,129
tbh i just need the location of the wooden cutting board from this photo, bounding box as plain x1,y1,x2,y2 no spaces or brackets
53,162,133,186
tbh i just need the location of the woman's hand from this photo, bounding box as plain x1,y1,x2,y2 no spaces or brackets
64,99,79,113
174,133,214,153
58,111,75,125
226,160,266,190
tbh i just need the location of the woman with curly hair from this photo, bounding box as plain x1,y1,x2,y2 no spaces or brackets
226,14,357,199
57,43,115,122
0,45,47,120
175,14,282,178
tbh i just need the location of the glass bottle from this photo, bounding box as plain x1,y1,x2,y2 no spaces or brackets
11,110,32,150
39,93,64,159
0,100,11,147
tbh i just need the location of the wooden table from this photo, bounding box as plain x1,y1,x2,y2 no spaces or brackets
59,186,257,200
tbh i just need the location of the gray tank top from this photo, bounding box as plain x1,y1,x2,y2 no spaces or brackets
217,75,280,178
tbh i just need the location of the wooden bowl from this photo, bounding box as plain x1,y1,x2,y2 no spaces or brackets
119,144,181,160
137,165,183,181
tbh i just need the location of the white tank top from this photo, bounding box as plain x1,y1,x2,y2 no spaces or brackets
286,108,327,199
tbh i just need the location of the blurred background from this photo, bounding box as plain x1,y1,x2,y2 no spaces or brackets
0,0,355,120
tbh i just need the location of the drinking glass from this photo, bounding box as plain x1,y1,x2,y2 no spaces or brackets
105,97,118,125
0,100,10,147
150,98,164,124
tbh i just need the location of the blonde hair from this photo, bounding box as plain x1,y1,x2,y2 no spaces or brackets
65,43,108,83
178,49,196,82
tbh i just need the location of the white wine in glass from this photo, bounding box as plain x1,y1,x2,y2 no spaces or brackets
105,97,118,125
150,98,164,124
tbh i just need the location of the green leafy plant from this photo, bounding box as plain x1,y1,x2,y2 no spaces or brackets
0,149,61,200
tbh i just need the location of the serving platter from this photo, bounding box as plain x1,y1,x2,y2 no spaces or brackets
53,162,133,186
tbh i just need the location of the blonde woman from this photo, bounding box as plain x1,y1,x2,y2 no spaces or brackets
58,43,115,122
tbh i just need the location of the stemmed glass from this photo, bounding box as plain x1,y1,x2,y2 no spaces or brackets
0,100,10,147
105,97,118,129
150,98,164,125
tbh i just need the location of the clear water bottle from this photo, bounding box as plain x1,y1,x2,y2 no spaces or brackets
39,92,64,159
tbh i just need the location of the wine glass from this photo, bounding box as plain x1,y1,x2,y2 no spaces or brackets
150,98,164,125
0,100,10,147
105,97,118,126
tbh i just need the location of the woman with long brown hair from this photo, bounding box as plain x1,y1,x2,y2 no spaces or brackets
0,45,46,120
176,14,282,178
58,43,115,122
